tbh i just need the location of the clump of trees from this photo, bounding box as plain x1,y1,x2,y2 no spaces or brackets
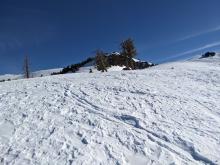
51,38,154,75
94,38,138,72
52,57,94,75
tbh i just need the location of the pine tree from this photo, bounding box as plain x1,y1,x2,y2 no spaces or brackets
95,50,108,72
120,38,137,69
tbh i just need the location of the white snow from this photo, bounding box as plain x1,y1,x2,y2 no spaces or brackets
0,119,15,144
0,74,22,81
76,65,125,73
75,60,125,73
108,52,121,56
32,68,62,77
0,56,220,164
0,68,62,81
132,58,141,62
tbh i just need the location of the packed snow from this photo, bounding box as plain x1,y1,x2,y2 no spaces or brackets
0,55,220,165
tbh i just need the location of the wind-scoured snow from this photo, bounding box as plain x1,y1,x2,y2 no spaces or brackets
0,56,219,165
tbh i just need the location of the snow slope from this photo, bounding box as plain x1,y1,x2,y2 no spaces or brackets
0,68,62,81
0,74,22,81
32,68,62,77
0,56,220,165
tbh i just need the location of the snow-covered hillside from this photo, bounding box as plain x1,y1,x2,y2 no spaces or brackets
32,68,62,77
0,55,219,164
0,68,62,81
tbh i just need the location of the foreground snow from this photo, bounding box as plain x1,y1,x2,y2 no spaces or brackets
0,56,220,165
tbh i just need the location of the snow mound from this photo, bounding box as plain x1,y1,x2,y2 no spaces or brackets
0,57,220,164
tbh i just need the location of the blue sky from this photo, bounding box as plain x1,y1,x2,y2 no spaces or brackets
1,0,220,74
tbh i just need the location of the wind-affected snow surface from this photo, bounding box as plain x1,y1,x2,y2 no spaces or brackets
0,56,220,165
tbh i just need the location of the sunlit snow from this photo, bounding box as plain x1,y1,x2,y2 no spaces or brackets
0,55,219,164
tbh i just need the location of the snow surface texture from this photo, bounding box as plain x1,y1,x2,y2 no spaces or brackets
0,56,220,165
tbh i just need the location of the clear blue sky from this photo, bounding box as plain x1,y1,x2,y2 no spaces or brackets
1,0,220,74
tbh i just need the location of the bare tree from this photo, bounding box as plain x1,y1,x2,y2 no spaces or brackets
23,55,31,78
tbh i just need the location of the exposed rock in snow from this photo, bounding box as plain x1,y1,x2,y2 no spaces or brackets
0,56,219,164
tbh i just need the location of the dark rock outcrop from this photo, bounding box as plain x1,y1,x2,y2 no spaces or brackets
200,52,216,59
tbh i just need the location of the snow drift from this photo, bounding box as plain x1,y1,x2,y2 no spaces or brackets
0,55,219,164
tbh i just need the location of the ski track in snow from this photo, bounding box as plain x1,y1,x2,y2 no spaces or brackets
0,56,220,165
